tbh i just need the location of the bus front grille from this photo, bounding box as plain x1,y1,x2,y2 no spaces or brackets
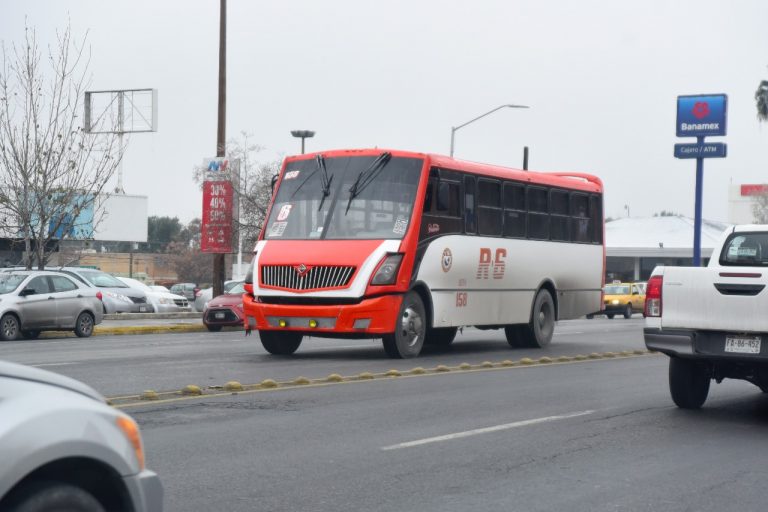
260,265,355,291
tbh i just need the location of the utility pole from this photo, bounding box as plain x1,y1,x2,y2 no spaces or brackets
212,0,227,298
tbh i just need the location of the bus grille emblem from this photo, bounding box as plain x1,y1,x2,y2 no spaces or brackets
294,264,308,276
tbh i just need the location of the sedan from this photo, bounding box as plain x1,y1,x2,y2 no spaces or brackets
203,281,245,332
117,277,191,313
0,360,163,511
0,271,104,341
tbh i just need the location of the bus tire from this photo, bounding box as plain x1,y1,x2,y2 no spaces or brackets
517,289,555,348
504,325,525,348
669,357,710,409
382,291,426,358
425,327,458,346
259,330,303,355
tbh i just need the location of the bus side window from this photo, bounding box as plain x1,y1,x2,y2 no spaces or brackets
423,179,435,213
527,186,549,240
464,176,476,234
437,181,461,217
589,195,603,244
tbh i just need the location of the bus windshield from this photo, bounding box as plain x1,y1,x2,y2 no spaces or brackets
264,155,423,240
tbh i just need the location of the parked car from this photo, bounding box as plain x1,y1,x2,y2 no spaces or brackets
0,360,163,511
57,267,154,314
203,281,245,332
194,280,241,312
587,281,646,319
117,277,191,313
169,282,199,301
0,271,104,341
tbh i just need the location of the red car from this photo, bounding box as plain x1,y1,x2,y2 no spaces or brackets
203,282,245,332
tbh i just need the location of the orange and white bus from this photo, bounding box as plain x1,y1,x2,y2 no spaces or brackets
242,148,604,358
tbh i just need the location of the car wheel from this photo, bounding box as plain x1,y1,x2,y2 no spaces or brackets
425,327,458,346
623,304,633,319
669,357,711,409
606,313,615,319
586,314,594,319
382,291,426,358
74,312,95,338
20,330,41,340
4,480,105,512
515,289,555,348
0,313,20,341
259,330,303,355
206,325,222,332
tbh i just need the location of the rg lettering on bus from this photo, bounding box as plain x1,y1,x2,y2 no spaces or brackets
476,248,507,280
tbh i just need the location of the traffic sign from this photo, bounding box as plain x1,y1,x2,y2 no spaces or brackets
674,142,727,159
676,94,727,137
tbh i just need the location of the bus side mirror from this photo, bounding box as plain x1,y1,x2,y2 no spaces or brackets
270,174,279,194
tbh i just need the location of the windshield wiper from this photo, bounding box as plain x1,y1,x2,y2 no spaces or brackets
345,152,392,214
316,154,333,211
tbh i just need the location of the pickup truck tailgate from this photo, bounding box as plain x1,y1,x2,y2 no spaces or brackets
661,266,768,332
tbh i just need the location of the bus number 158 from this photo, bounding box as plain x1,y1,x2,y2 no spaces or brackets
456,292,468,307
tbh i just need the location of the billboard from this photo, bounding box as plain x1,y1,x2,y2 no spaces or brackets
93,194,149,242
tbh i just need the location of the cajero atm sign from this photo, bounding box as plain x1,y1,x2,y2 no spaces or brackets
676,94,727,137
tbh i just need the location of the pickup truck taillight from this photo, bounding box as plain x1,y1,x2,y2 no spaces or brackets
644,275,663,317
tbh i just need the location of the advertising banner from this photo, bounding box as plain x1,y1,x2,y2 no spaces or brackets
201,180,234,253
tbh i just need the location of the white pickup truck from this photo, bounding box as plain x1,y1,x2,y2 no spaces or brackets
644,224,768,409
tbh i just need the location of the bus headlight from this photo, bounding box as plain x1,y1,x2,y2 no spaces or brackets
371,254,404,286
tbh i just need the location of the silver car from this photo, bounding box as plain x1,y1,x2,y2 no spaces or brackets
57,268,154,314
0,271,104,341
0,360,163,511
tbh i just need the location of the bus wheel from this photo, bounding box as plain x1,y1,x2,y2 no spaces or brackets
259,330,303,355
382,291,426,358
517,289,555,348
425,327,458,346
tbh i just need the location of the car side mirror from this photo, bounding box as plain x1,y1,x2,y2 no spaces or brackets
19,288,36,297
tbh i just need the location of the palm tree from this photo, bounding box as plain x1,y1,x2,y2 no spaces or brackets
757,80,768,121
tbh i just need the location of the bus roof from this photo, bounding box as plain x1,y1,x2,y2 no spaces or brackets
284,148,603,194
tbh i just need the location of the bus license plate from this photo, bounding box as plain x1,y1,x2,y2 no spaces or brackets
725,336,761,354
215,312,225,319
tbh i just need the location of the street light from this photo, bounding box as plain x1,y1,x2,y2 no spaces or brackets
449,104,529,157
291,130,315,154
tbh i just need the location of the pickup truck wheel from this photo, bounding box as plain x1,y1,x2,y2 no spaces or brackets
4,480,105,512
259,330,303,355
623,304,633,319
669,358,710,409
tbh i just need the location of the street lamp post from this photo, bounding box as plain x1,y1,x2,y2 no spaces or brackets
291,130,316,154
449,104,529,157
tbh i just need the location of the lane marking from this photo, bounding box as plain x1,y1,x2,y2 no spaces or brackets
31,362,80,368
381,410,594,451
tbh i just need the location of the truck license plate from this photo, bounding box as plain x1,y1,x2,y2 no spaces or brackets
725,336,761,354
215,312,225,319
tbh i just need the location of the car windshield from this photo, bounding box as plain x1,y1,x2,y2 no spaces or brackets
605,285,630,295
227,282,245,294
0,274,26,294
264,155,423,240
81,271,128,288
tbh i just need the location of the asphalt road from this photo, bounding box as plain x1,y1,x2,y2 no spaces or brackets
132,354,768,512
4,317,768,511
2,317,646,396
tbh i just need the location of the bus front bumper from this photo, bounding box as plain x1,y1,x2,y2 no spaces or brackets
242,294,403,335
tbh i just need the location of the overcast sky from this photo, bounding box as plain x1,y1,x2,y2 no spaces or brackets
2,0,768,225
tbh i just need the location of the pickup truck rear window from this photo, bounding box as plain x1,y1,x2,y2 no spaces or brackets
720,232,768,267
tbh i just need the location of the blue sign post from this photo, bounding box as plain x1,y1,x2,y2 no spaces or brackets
674,94,727,266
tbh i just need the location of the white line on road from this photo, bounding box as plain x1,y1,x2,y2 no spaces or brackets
31,362,80,368
381,410,595,451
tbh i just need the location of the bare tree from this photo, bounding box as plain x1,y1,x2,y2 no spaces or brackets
0,24,122,269
751,186,768,224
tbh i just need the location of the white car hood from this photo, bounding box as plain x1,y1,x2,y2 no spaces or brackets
0,360,104,402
